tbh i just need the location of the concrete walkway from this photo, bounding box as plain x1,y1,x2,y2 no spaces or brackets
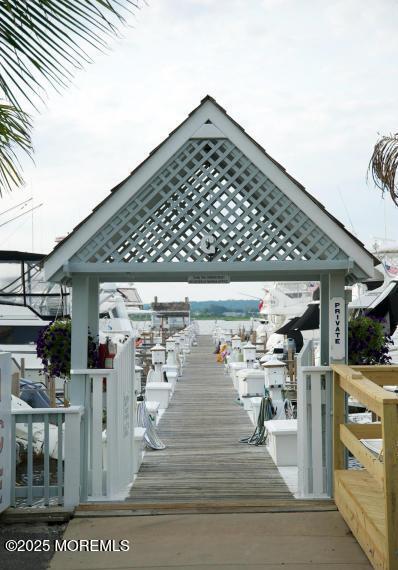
49,511,371,569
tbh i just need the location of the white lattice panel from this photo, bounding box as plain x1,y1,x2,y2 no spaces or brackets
74,139,348,265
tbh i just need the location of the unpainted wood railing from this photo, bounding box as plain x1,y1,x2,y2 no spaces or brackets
332,364,398,570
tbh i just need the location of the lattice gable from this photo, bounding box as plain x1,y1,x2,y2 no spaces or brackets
73,137,348,265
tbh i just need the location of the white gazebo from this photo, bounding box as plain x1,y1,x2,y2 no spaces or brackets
43,95,377,502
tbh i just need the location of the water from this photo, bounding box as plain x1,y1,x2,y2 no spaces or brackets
135,319,254,336
196,319,253,335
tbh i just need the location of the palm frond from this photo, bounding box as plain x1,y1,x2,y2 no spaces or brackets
0,0,141,194
369,133,398,206
0,101,32,195
0,0,141,111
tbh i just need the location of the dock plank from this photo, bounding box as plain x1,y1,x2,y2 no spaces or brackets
127,336,293,504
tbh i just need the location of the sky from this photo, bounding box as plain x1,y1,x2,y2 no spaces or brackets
0,0,397,302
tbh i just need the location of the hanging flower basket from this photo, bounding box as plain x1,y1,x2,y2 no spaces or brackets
36,318,99,379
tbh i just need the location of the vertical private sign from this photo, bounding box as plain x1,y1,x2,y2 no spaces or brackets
329,297,346,361
0,352,11,513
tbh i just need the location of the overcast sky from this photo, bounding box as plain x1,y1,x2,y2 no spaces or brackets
0,0,397,302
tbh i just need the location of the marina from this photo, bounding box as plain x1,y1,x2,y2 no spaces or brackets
0,95,397,570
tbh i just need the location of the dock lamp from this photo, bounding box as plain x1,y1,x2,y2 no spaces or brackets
151,343,166,381
263,358,288,420
243,341,256,369
178,332,186,352
184,330,192,352
173,333,183,374
166,337,177,366
224,332,232,344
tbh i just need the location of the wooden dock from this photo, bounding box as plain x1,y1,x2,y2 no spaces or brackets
127,335,293,504
63,340,372,570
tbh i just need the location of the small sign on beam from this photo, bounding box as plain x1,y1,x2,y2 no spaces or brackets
329,296,345,360
188,274,230,284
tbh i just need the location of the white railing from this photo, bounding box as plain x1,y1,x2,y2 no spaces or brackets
11,406,83,508
73,337,136,501
296,340,332,498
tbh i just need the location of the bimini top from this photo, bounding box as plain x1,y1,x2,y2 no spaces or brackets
44,95,377,284
0,250,46,263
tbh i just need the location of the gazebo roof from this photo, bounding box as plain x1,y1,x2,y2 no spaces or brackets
44,96,377,284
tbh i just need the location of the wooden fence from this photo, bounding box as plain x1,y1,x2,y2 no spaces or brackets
333,364,398,570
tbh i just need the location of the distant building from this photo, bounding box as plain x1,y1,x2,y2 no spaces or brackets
151,296,190,331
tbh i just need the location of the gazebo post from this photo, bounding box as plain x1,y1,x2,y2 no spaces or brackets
319,274,330,366
328,270,348,495
70,274,89,405
88,277,99,341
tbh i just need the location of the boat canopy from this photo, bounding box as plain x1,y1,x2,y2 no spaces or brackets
281,280,398,336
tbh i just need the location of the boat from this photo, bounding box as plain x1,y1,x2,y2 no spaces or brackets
12,394,62,459
0,250,69,381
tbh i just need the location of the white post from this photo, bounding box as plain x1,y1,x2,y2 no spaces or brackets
296,341,310,497
328,270,347,495
88,277,99,341
71,274,89,405
70,274,91,503
64,407,83,507
320,274,329,366
151,344,166,382
0,352,11,514
166,338,177,366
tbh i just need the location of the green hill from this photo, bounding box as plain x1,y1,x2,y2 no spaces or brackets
143,299,259,318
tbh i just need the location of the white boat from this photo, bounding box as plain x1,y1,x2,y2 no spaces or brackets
99,282,145,342
12,395,62,459
257,282,319,352
0,253,145,382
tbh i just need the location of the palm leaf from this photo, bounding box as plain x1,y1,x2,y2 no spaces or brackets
369,134,398,206
0,101,32,194
0,0,141,193
0,1,141,111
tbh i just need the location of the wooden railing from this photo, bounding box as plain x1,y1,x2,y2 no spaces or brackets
333,364,398,570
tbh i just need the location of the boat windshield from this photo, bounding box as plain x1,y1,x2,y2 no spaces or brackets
0,259,70,318
0,324,45,345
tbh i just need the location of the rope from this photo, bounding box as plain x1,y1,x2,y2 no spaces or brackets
283,398,295,419
137,401,166,450
239,388,295,445
240,388,275,446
